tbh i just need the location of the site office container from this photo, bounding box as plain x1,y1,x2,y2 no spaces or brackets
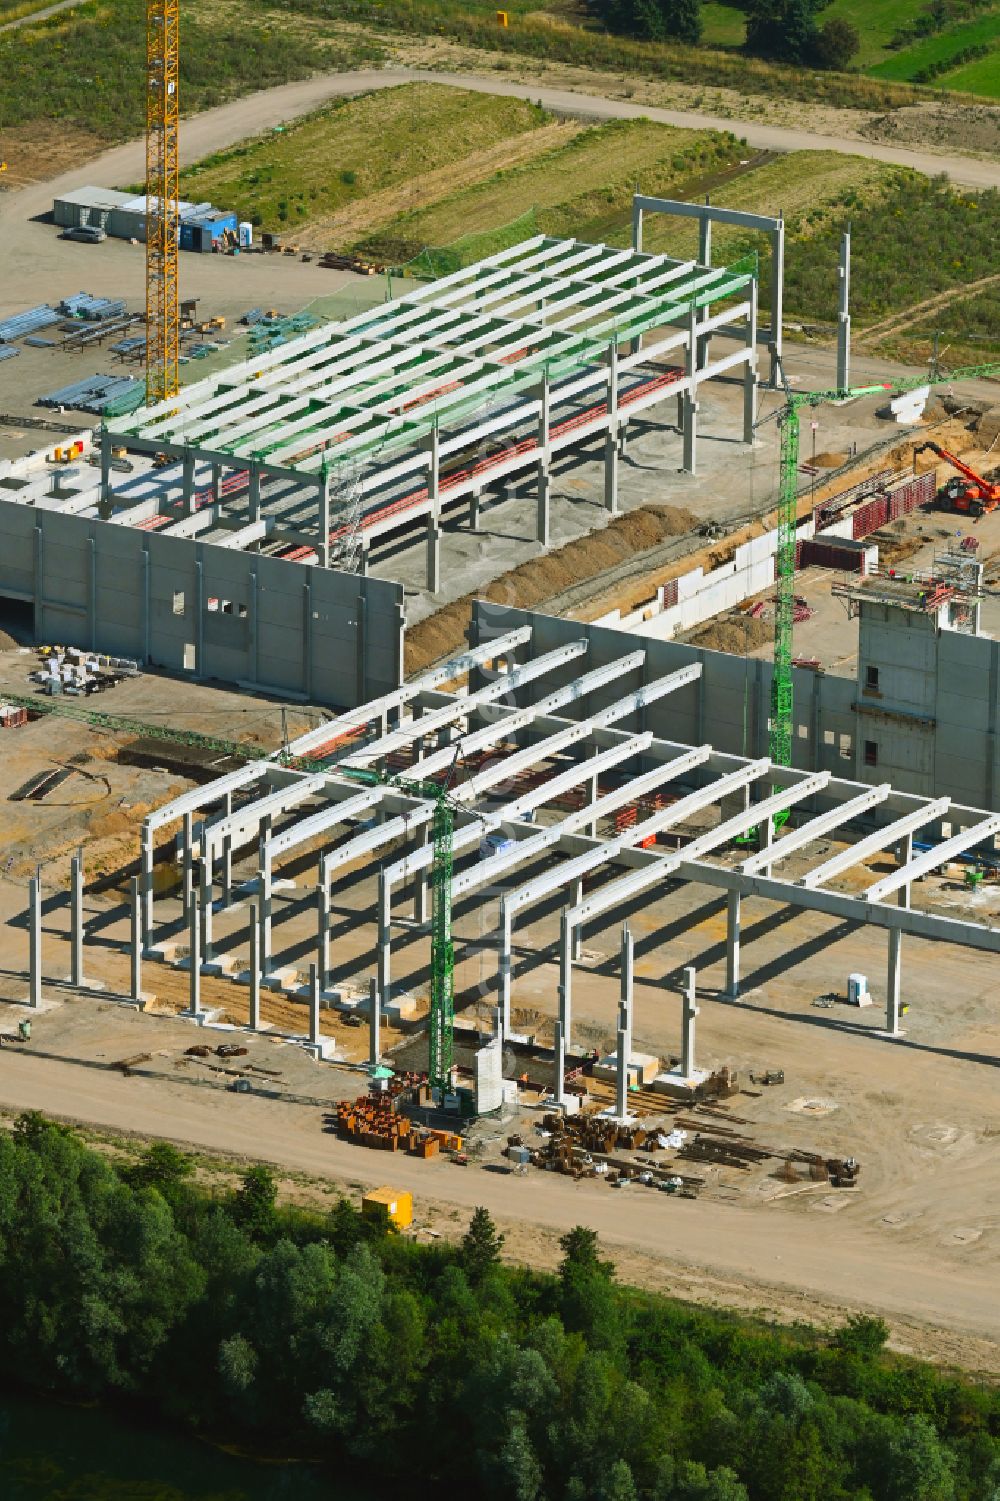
361,1187,413,1230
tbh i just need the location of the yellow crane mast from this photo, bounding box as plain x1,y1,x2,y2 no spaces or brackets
145,0,180,405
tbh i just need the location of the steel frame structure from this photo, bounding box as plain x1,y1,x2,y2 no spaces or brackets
137,625,1000,1093
104,236,759,580
145,0,180,405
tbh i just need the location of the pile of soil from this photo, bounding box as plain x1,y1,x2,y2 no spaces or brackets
810,451,846,468
0,629,19,651
405,502,697,674
687,613,773,655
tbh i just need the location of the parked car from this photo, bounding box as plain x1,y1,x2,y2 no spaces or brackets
62,225,107,243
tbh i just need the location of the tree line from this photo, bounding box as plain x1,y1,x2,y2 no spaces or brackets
588,0,861,70
1,1113,998,1499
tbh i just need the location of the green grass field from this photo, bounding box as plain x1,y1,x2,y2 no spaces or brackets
870,11,1000,81
178,85,550,231
625,0,1000,89
942,44,1000,89
353,116,746,264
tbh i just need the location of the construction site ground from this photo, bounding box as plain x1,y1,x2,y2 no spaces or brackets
682,442,1000,674
0,678,998,1371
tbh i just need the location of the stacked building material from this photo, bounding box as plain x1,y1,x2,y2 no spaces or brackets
0,305,60,343
58,292,128,322
37,374,143,415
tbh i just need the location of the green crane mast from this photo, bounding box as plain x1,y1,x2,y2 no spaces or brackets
770,382,889,788
342,764,457,1096
770,362,1000,819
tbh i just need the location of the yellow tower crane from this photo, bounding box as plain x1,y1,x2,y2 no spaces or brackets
145,0,180,405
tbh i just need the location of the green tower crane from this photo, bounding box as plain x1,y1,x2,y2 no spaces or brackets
342,762,457,1095
768,361,1000,824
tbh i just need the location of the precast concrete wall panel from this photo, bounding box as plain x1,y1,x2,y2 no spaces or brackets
473,597,1000,809
0,498,403,707
0,503,35,599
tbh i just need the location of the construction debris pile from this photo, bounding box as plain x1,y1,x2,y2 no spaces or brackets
29,645,141,697
511,1112,699,1194
332,1084,464,1159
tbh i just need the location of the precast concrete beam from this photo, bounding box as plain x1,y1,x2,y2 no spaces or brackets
801,798,952,889
864,814,1000,904
741,783,892,876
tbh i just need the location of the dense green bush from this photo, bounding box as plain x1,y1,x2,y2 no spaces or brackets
1,1113,999,1500
781,176,1000,325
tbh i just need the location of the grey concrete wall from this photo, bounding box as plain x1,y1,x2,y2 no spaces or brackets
472,600,998,810
857,602,1000,808
0,500,403,707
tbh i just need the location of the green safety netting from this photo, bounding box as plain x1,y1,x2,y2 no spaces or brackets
390,209,541,282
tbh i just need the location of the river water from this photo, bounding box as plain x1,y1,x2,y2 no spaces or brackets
0,1391,359,1499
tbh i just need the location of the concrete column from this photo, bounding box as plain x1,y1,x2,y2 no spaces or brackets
28,874,41,1009
415,828,431,924
760,814,774,875
182,450,195,518
369,976,381,1067
886,927,902,1036
211,463,222,505
698,201,712,265
770,219,785,387
743,278,758,446
897,833,913,909
130,876,142,1002
536,371,551,545
681,964,699,1077
317,883,330,990
426,517,441,594
604,342,619,514
249,902,261,1031
248,465,261,524
682,302,699,476
199,854,213,963
377,870,391,1002
70,850,84,988
536,463,551,547
552,1017,566,1107
188,893,202,1018
141,823,154,951
570,878,583,961
309,962,321,1046
586,773,598,838
616,924,634,1120
359,540,369,576
181,811,194,919
100,426,112,504
725,890,741,999
836,228,851,393
222,833,233,905
498,900,512,1039
469,490,481,531
631,198,643,253
259,858,272,972
558,911,573,1055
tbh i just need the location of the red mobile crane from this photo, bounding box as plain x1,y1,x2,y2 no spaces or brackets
914,441,1000,518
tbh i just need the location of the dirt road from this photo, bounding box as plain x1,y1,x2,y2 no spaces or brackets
1,61,998,316
0,0,85,34
0,1043,994,1348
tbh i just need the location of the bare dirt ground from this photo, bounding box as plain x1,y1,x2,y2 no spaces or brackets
1,697,998,1373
